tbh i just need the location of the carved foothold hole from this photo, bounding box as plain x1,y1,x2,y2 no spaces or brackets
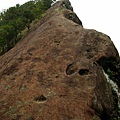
86,49,90,52
55,76,59,78
66,63,77,75
78,69,89,75
35,95,47,102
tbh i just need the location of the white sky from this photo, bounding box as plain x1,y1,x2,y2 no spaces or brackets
70,0,120,55
0,0,120,54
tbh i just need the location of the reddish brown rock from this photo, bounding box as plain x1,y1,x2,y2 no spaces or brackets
0,0,119,120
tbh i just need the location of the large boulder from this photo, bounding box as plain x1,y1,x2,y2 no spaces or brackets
0,0,119,120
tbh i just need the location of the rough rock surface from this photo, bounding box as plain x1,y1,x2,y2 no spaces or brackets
0,0,120,120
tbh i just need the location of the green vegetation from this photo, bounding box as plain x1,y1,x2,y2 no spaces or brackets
0,0,56,55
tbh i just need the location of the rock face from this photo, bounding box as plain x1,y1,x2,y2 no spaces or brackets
0,0,120,120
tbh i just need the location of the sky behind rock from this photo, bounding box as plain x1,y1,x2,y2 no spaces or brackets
0,0,120,54
70,0,120,55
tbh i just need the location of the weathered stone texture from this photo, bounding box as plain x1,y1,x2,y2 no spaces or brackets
0,0,119,120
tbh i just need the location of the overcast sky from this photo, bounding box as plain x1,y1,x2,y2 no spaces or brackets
0,0,120,54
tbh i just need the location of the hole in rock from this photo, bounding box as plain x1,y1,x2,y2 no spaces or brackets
35,95,47,102
78,69,89,75
66,63,77,75
86,49,90,52
55,75,59,78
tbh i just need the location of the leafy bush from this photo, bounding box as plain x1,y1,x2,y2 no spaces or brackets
0,0,56,55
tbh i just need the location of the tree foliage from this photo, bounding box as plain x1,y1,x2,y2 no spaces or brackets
0,0,56,55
